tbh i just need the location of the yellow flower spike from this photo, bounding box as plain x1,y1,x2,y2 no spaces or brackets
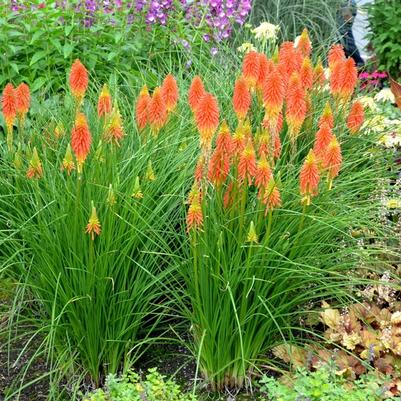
26,147,43,179
246,221,258,244
14,143,23,170
107,184,117,207
86,201,101,240
61,144,75,175
132,176,143,199
146,160,156,181
54,121,65,139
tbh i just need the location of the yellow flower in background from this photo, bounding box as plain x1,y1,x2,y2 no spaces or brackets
386,199,401,209
379,132,401,148
363,114,385,132
251,22,279,41
237,42,257,53
358,96,378,111
146,160,156,181
374,88,395,103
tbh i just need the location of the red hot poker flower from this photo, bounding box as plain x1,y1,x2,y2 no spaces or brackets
300,149,320,205
135,85,150,130
105,106,124,145
161,74,179,112
26,147,43,179
313,58,325,86
69,59,88,101
261,179,281,214
347,100,365,134
97,84,112,117
286,73,307,142
216,120,233,155
255,155,272,190
148,87,168,133
2,83,16,134
15,83,30,123
300,57,313,90
297,28,312,57
242,51,260,88
207,149,230,186
318,102,334,129
86,202,101,240
328,44,345,69
278,42,303,84
257,53,274,92
188,76,206,112
313,123,334,159
238,141,257,184
187,190,203,232
71,112,92,170
195,92,219,148
232,76,251,121
263,64,285,123
323,136,342,190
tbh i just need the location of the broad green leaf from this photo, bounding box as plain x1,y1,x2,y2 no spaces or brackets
63,43,74,59
30,51,48,66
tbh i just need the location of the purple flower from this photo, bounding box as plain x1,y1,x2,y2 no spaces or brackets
211,47,218,56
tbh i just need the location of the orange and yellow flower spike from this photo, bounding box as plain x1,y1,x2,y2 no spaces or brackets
148,87,168,134
188,76,206,112
161,74,179,113
69,59,88,104
194,92,219,149
300,149,320,205
135,85,150,131
242,51,260,89
232,76,251,122
26,147,43,179
347,100,365,134
323,136,342,190
61,143,75,176
86,201,101,240
15,83,30,125
97,84,112,118
2,83,16,150
71,112,92,173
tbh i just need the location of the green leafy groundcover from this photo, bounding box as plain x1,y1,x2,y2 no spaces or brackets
260,365,400,401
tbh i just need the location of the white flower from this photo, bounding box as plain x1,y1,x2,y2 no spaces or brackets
374,88,396,103
237,42,257,53
251,22,279,41
357,96,378,111
379,132,401,148
324,68,331,80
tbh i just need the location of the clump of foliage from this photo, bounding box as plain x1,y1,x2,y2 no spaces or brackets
260,364,399,401
83,368,197,401
366,0,401,80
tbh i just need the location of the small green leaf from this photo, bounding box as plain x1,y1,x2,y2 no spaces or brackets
30,51,48,66
31,77,47,92
63,43,74,59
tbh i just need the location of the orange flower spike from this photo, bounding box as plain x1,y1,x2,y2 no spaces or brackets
318,102,334,129
263,64,285,121
238,141,257,184
261,179,281,214
26,147,43,179
61,144,75,176
188,75,205,112
97,84,112,117
71,112,92,172
347,100,365,134
161,73,179,112
216,120,233,155
255,155,272,189
105,106,124,144
69,59,88,102
135,85,150,131
223,182,234,209
86,202,101,240
15,83,30,123
148,87,168,133
339,58,358,101
242,51,260,88
323,136,342,190
278,42,303,83
328,44,345,69
313,123,334,159
233,76,251,121
257,54,274,92
300,149,320,205
297,28,312,57
286,72,307,141
187,194,203,232
2,83,16,134
313,58,325,86
300,57,313,90
329,58,345,98
195,92,219,148
207,149,230,186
